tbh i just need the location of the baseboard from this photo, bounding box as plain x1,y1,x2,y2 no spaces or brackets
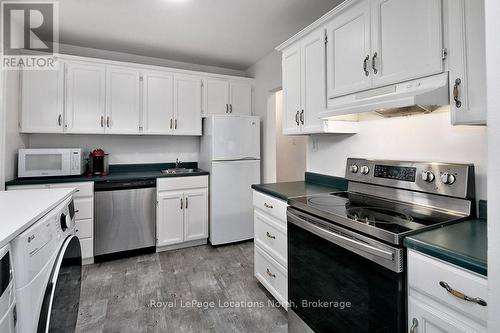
156,238,207,252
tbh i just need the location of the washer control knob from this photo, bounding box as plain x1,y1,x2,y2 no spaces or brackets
422,171,435,183
440,172,456,185
349,164,359,173
360,166,370,175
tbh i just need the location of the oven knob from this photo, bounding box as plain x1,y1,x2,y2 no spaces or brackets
440,172,456,185
422,171,435,183
349,164,359,173
360,166,370,175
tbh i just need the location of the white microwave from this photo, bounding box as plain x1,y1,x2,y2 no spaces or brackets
18,148,85,178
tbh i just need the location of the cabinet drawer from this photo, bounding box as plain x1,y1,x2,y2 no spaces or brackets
253,191,287,223
255,245,287,306
75,219,92,239
157,176,208,192
79,237,93,259
8,181,94,198
408,250,487,324
49,182,94,198
254,210,287,268
73,197,93,220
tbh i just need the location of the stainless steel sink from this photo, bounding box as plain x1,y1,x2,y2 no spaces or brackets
161,168,197,174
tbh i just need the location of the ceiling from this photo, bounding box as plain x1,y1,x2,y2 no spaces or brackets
54,0,343,70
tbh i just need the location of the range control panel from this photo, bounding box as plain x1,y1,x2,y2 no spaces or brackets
345,158,475,199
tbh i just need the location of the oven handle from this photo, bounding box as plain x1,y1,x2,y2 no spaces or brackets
288,210,394,261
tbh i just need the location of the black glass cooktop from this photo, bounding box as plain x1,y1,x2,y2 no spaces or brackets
289,192,465,240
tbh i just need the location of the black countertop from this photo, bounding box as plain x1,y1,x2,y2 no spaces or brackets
5,162,209,186
251,172,348,201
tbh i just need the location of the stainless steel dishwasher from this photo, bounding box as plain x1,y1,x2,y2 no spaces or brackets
94,179,156,258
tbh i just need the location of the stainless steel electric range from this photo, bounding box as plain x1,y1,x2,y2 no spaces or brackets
287,158,475,333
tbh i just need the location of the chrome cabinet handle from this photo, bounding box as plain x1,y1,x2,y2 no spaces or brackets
410,318,418,333
439,281,487,306
264,203,273,209
229,104,233,113
106,116,110,128
180,198,184,210
175,119,178,129
100,116,104,128
226,104,229,113
185,197,188,209
170,118,173,129
453,78,462,108
266,232,276,239
372,52,378,74
300,109,304,125
295,111,300,126
363,55,370,76
58,114,62,126
266,268,276,278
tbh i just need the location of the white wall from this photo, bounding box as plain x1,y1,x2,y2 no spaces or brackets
246,50,282,182
0,68,5,190
307,110,487,200
486,0,500,330
275,90,307,182
28,134,200,166
4,71,28,182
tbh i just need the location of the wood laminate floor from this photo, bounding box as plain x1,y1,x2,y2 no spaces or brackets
76,241,288,333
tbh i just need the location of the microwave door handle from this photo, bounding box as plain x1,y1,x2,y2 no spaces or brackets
288,211,394,261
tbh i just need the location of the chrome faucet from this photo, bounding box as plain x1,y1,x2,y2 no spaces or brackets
175,158,182,169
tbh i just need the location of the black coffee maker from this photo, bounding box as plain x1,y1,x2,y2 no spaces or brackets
87,149,109,176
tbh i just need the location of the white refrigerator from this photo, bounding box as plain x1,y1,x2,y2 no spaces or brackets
200,115,261,245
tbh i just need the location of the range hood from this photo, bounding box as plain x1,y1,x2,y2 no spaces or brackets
320,73,450,119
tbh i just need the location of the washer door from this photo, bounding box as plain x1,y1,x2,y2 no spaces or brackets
37,236,82,333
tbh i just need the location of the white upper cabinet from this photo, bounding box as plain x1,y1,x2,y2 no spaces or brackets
65,61,106,134
282,45,302,135
174,75,202,136
20,66,64,133
105,66,141,134
229,82,252,115
371,0,443,87
301,30,329,133
142,72,174,135
282,29,360,135
326,0,372,98
204,79,230,115
203,78,252,116
447,0,487,125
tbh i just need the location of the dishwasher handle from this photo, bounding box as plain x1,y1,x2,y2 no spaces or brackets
94,179,157,191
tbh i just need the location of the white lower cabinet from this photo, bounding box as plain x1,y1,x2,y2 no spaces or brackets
252,190,288,309
407,250,487,333
156,176,209,250
7,182,95,264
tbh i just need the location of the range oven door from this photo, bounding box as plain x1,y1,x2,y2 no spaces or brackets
37,236,82,333
287,208,405,333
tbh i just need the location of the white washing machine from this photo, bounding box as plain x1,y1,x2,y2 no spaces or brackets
11,196,82,333
0,244,16,333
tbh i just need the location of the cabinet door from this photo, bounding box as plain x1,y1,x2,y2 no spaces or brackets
229,82,251,115
408,297,478,333
105,67,141,134
371,0,443,87
142,72,174,134
65,62,106,134
174,76,202,136
282,45,302,135
448,0,487,125
325,0,371,98
184,188,208,242
157,191,185,246
301,30,327,133
20,66,64,133
203,79,229,115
